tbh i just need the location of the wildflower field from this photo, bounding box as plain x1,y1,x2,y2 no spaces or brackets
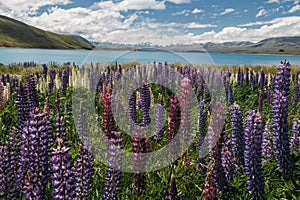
0,61,299,200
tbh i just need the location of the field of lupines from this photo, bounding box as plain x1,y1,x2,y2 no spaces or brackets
0,60,299,200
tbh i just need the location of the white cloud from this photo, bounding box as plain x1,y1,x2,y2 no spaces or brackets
0,0,71,16
192,8,204,14
172,9,190,16
256,8,268,17
266,0,280,4
185,22,217,29
238,21,273,27
165,0,190,4
196,16,300,43
288,4,300,12
214,8,235,17
91,0,166,12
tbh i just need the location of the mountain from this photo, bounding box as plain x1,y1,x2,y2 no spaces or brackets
0,15,94,49
162,36,300,54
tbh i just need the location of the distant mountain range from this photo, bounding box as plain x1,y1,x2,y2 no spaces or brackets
94,37,300,54
1,15,299,54
0,15,94,49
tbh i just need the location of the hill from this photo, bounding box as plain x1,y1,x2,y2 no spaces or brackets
0,15,94,49
162,37,300,54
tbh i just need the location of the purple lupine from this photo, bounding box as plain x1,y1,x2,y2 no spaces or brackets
27,75,39,109
140,83,151,126
267,87,273,105
16,85,31,129
244,110,266,200
290,118,300,154
74,144,94,200
221,131,235,182
154,98,165,140
165,174,181,200
227,86,234,106
42,64,48,80
128,87,137,124
237,67,242,86
262,122,273,163
8,127,21,198
20,108,52,199
259,70,265,90
50,138,75,200
62,67,69,95
103,131,122,200
77,104,89,146
272,61,292,179
230,104,244,166
0,145,11,198
291,81,299,110
210,128,230,196
48,69,56,95
245,68,249,85
55,116,67,143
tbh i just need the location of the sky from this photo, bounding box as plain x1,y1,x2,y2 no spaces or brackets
0,0,300,46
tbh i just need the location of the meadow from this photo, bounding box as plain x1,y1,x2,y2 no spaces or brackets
0,61,299,200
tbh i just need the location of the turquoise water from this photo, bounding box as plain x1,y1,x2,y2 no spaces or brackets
1,47,300,65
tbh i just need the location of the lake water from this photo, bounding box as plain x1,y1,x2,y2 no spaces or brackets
1,47,300,65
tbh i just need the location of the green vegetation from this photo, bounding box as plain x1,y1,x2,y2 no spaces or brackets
0,15,94,49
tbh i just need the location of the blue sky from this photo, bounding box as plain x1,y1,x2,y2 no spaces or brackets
0,0,300,45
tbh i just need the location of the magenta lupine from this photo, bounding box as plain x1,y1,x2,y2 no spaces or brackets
50,138,75,200
244,110,266,200
272,61,292,179
132,127,149,194
290,118,300,154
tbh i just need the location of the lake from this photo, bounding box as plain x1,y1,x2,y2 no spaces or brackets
1,47,300,65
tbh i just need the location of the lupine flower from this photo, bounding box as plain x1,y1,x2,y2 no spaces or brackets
230,104,244,166
48,69,56,95
103,131,122,200
210,128,230,196
27,75,39,109
132,127,149,194
154,98,165,140
197,98,208,171
42,64,48,80
267,87,272,105
103,84,116,139
50,138,75,200
262,122,273,163
0,145,11,198
128,87,137,124
227,86,234,106
0,81,5,110
74,144,94,200
165,174,181,200
237,67,242,86
168,94,181,162
290,118,300,154
244,110,266,200
62,67,69,95
140,83,151,126
19,108,52,199
272,61,292,179
245,68,249,85
203,165,220,200
259,70,265,90
221,131,235,182
55,116,67,143
8,127,21,198
291,82,299,110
